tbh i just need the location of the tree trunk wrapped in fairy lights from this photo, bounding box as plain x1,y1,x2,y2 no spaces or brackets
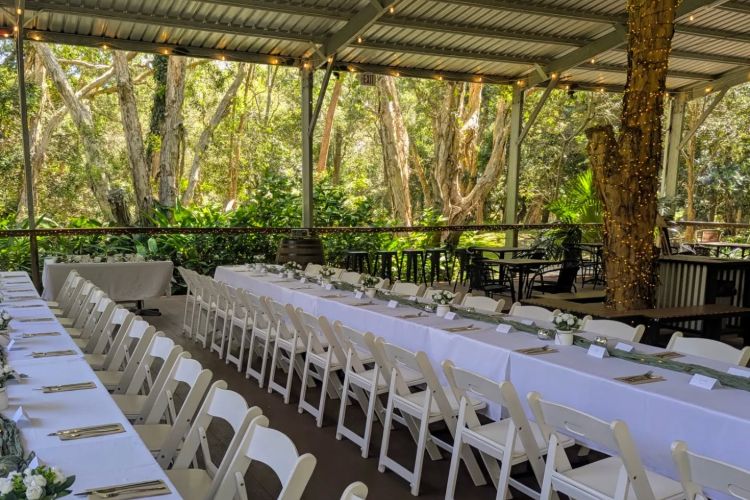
586,0,678,311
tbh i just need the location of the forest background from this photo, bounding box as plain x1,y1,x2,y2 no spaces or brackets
1,41,748,273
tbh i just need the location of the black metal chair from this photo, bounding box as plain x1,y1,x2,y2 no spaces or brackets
473,259,515,301
527,262,580,297
373,250,399,282
400,249,426,284
451,248,472,292
344,251,371,274
423,247,451,286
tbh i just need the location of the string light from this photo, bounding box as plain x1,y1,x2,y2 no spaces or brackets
392,71,399,77
590,58,596,64
516,79,526,87
550,72,558,80
15,8,22,15
31,34,41,41
435,75,443,80
356,36,363,43
269,58,279,65
102,44,109,50
388,5,395,14
161,48,170,55
327,56,333,64
689,14,694,21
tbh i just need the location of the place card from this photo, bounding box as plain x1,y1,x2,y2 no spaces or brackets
6,339,17,351
689,374,720,390
614,342,634,353
407,296,418,301
519,319,535,326
354,291,364,299
728,366,750,378
496,324,512,334
587,344,609,359
444,311,457,320
27,456,40,468
387,300,399,309
12,406,30,425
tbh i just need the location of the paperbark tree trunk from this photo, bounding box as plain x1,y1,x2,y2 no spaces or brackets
147,55,168,181
316,76,343,173
17,51,47,218
226,67,254,207
35,42,114,221
433,82,510,233
682,100,703,242
332,126,343,185
113,50,153,221
182,63,249,205
586,0,678,311
158,56,187,207
376,75,413,225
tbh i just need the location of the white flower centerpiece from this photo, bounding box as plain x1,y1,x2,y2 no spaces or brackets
318,266,336,285
283,261,301,279
360,274,379,298
0,465,75,499
0,364,18,410
432,290,455,317
0,310,11,333
552,313,580,346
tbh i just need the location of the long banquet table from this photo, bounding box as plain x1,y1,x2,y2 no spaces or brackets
216,265,750,491
41,260,174,302
0,272,179,498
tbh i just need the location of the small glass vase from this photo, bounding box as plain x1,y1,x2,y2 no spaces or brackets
436,304,450,317
365,287,377,299
286,271,296,279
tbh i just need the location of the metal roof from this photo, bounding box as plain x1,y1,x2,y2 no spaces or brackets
2,0,750,96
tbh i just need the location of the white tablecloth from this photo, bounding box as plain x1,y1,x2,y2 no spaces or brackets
42,261,174,302
215,265,750,489
0,273,180,498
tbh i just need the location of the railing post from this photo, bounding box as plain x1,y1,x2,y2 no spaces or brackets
504,84,525,246
16,2,41,289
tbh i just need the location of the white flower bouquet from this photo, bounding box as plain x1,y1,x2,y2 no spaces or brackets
431,290,455,305
360,274,379,288
0,364,17,387
0,310,11,331
553,313,581,332
318,266,336,280
0,465,75,499
252,254,266,264
283,261,301,272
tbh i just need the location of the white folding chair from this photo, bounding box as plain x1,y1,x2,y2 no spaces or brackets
294,312,344,427
111,336,184,419
508,302,561,323
134,356,213,462
83,308,135,370
581,317,646,343
391,282,426,297
214,415,317,500
70,288,105,332
266,301,308,404
209,282,235,359
166,384,262,499
59,281,96,328
94,319,158,391
462,295,505,313
73,294,113,348
340,271,362,286
47,270,79,310
671,440,750,500
340,482,368,500
528,392,683,500
334,323,423,458
49,272,82,314
377,342,486,496
443,361,572,500
667,332,750,366
245,294,276,388
225,288,254,372
194,275,220,348
177,267,198,338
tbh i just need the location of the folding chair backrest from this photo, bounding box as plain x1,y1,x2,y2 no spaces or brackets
333,322,372,373
340,272,362,285
145,357,213,467
74,288,105,329
462,295,504,313
391,282,425,297
508,302,560,322
118,335,183,397
67,281,96,322
171,383,262,498
528,392,656,500
340,482,368,500
58,273,83,312
55,270,80,305
667,332,750,366
103,318,156,372
317,315,347,363
581,317,645,343
82,298,116,352
94,308,134,358
265,298,295,341
672,440,750,500
293,308,327,355
215,415,317,500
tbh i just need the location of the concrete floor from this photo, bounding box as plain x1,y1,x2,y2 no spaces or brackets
145,295,517,499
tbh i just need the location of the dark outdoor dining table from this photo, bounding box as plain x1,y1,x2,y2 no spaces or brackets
487,257,562,302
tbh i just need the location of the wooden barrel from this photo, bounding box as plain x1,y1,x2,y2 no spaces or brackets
276,237,324,266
